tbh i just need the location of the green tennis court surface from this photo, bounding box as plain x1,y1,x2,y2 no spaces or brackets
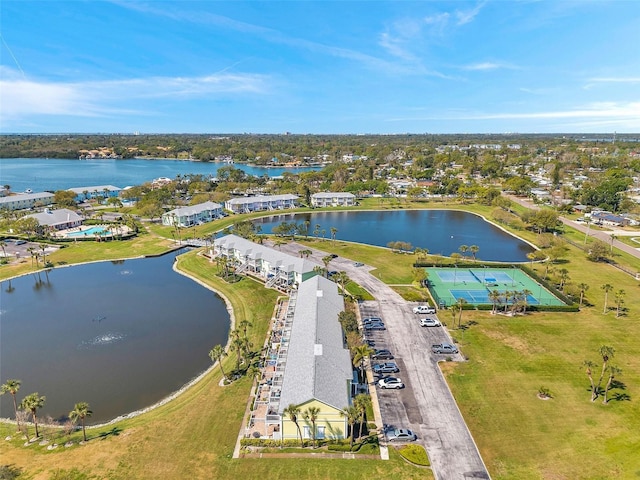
425,267,566,308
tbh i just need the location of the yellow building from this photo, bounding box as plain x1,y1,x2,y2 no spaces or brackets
278,275,353,441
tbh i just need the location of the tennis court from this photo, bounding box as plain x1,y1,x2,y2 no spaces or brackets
426,266,565,307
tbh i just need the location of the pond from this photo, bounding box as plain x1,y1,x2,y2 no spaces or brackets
0,249,230,425
253,210,535,262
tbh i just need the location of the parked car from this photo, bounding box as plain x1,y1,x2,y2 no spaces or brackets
353,262,364,267
387,428,417,442
363,316,383,324
371,349,394,360
373,362,399,374
432,343,459,354
378,377,404,389
413,305,436,314
14,240,27,245
329,254,338,258
420,318,441,327
364,322,385,331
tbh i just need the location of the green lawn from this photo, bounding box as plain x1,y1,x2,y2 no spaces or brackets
2,203,639,479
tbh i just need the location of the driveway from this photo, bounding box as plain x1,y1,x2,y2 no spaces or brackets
269,239,490,480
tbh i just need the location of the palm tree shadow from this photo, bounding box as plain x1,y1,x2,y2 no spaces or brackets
612,392,631,402
98,426,122,440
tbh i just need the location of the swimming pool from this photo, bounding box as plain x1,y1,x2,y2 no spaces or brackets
66,226,111,237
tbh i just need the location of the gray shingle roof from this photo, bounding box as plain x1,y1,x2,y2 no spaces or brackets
278,275,352,413
214,234,315,274
26,208,83,226
164,201,222,217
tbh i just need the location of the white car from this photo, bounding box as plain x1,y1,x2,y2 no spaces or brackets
413,305,436,314
378,377,404,389
420,318,441,327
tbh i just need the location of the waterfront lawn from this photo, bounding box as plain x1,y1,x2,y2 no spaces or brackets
0,250,428,480
442,242,640,480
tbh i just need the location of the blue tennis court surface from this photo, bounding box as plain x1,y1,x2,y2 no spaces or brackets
449,289,540,305
426,266,566,307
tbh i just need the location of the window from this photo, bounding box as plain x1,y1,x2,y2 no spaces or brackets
303,426,310,439
316,426,325,439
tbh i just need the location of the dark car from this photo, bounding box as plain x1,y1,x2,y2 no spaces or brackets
363,317,383,324
364,322,385,331
371,349,394,360
329,254,338,258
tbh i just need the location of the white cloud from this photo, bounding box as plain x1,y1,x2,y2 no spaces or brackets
386,102,640,129
455,2,486,26
0,68,271,120
461,62,518,71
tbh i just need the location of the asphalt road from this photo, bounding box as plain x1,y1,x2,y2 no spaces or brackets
504,193,640,260
270,239,490,480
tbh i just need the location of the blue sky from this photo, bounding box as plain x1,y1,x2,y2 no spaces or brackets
1,1,639,134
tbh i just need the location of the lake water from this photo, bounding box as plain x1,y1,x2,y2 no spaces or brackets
254,210,535,262
0,158,321,193
0,249,230,425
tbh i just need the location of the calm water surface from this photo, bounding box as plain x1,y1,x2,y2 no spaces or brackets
0,158,321,193
0,249,230,424
254,210,534,262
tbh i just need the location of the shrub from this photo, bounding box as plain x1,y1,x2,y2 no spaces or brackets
398,444,430,466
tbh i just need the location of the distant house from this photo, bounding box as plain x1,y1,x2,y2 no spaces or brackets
591,211,630,227
224,194,299,214
67,185,122,202
25,208,83,232
277,275,353,441
161,201,223,227
0,192,54,211
311,192,356,208
212,234,316,289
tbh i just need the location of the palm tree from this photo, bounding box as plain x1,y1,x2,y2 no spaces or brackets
321,255,333,277
20,392,46,438
283,404,303,447
520,289,532,314
353,394,371,440
230,330,244,372
456,297,468,327
488,289,500,314
352,344,374,382
597,345,615,391
208,344,228,382
602,366,622,405
527,252,537,268
313,224,321,238
469,245,479,261
450,304,460,328
335,271,350,296
330,227,338,242
583,360,598,402
601,284,613,314
578,283,589,307
609,233,617,254
69,402,93,442
614,289,626,318
303,406,321,448
340,405,359,450
558,268,569,292
0,379,22,431
459,245,469,258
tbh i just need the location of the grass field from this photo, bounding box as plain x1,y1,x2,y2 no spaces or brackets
2,203,639,479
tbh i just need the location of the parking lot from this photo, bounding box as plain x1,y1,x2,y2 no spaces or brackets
268,240,490,479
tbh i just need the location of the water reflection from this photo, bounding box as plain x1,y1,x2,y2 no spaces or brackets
254,210,534,262
0,250,230,424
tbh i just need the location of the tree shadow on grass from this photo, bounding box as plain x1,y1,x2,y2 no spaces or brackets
97,426,122,440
